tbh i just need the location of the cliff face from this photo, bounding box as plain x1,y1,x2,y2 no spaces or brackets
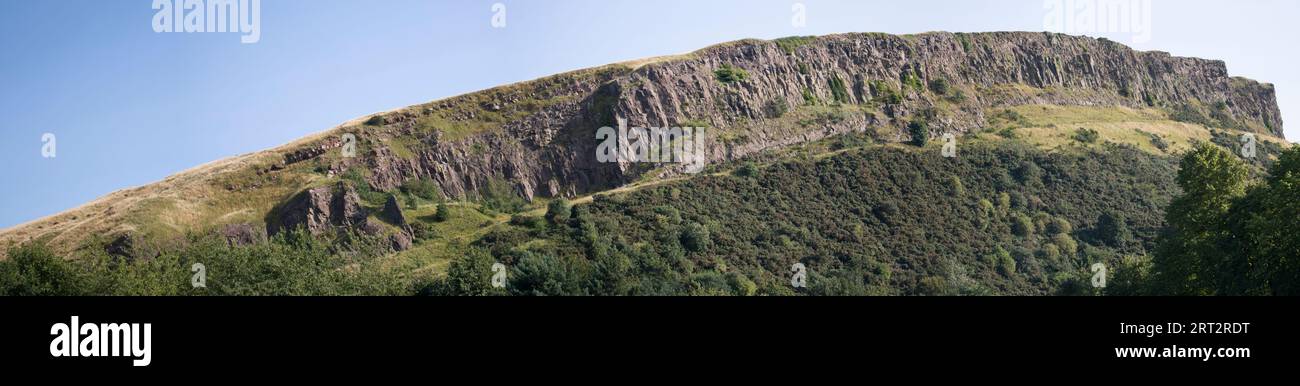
334,32,1282,204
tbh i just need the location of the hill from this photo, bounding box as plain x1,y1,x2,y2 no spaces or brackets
0,32,1289,296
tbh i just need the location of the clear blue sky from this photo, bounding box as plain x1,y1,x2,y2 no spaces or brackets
2,0,1296,228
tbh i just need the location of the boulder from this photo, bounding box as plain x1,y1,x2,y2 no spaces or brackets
270,182,369,236
381,195,407,227
389,231,413,252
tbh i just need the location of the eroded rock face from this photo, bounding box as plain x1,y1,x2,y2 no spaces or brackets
270,182,369,236
284,32,1285,208
381,195,407,228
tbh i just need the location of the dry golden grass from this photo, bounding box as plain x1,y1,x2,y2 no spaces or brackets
0,121,349,259
971,105,1288,155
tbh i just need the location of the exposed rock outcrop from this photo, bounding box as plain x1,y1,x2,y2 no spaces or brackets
381,195,408,228
389,232,413,252
269,182,369,236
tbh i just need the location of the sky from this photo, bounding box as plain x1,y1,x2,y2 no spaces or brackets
1,0,1297,229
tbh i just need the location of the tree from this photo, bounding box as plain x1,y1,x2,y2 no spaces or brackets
908,119,929,147
434,203,452,222
1150,144,1248,295
1216,146,1300,294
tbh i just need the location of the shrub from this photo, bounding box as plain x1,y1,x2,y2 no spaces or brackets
764,97,790,118
735,162,759,178
714,64,749,84
681,223,712,252
1037,244,1062,261
1147,132,1169,151
987,247,1016,276
1143,92,1158,107
829,75,851,104
726,272,758,296
802,88,820,106
441,248,500,296
1046,217,1073,235
997,127,1020,139
874,202,901,226
409,222,437,242
434,203,451,222
869,81,902,105
948,89,967,103
948,175,965,197
545,198,572,225
1011,212,1034,236
928,78,951,95
901,69,924,91
918,276,952,296
400,178,442,201
1053,234,1079,256
342,169,388,205
508,252,591,296
1073,128,1100,144
1168,103,1216,128
908,119,930,147
831,132,872,150
480,178,527,213
365,115,385,126
990,109,1031,128
510,214,545,228
1014,161,1043,184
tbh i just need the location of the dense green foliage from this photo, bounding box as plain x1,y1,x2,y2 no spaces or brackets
1150,144,1300,295
445,141,1179,296
0,229,410,296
